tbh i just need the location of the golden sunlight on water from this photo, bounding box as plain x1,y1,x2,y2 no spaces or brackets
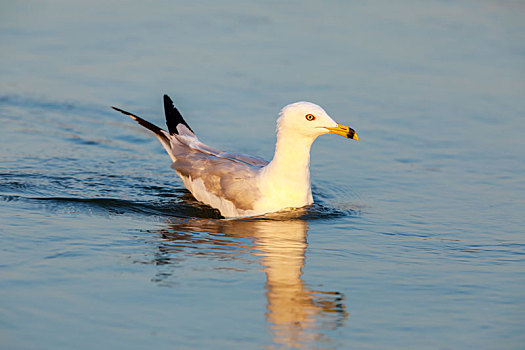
255,220,348,347
156,217,348,347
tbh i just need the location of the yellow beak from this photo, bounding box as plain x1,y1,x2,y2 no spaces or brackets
326,123,359,140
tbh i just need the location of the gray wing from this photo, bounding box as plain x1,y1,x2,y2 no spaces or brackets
111,100,268,211
169,135,268,211
217,151,269,167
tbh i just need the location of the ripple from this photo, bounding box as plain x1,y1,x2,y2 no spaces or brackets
1,191,358,221
21,196,222,219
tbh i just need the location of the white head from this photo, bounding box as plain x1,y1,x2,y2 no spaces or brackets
276,101,358,141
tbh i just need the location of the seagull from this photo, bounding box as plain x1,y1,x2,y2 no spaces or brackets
112,95,358,218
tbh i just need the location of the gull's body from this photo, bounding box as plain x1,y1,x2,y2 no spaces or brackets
112,95,358,218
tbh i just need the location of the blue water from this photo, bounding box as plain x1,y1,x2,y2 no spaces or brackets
1,1,524,349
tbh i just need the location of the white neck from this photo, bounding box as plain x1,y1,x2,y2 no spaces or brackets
258,131,315,207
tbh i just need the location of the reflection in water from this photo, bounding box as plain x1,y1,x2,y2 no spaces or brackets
153,216,348,347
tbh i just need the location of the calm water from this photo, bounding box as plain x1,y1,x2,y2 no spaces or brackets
1,1,524,349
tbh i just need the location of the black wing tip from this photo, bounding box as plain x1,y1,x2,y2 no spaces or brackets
163,94,173,104
163,94,194,135
111,104,167,139
111,106,138,119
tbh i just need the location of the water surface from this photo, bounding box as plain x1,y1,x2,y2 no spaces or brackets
1,1,524,349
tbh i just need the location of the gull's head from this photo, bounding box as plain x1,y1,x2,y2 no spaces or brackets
277,101,358,141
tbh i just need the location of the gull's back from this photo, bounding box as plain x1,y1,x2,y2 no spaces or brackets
162,95,268,217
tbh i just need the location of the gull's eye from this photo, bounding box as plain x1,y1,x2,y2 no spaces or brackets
305,114,316,121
